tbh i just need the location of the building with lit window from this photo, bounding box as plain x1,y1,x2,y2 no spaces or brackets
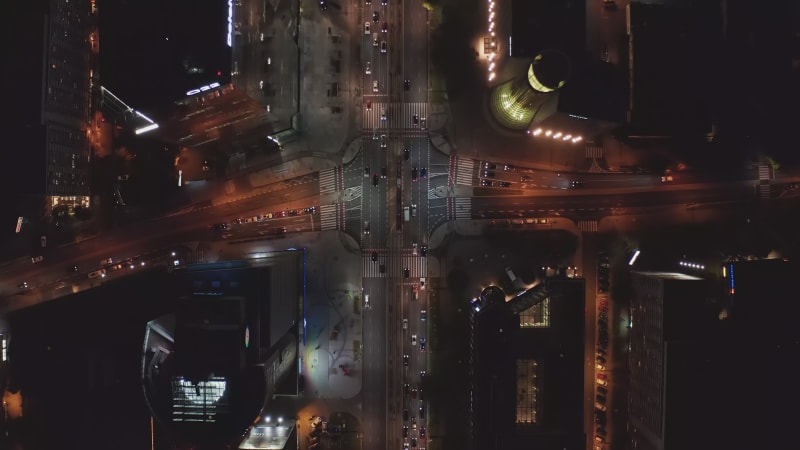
472,277,585,450
627,272,709,450
142,253,303,449
5,0,93,214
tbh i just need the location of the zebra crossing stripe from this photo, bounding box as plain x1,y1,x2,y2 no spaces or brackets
454,198,471,219
362,102,429,130
456,158,474,185
319,204,339,230
319,168,337,194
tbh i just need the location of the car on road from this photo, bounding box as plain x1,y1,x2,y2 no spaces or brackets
595,402,607,412
212,223,229,231
483,170,496,178
596,394,606,403
365,61,371,74
382,0,387,6
411,334,417,346
403,409,409,421
481,179,494,187
381,167,387,178
373,174,379,186
380,135,387,148
499,181,511,187
420,427,426,439
402,425,409,438
381,41,387,53
597,385,608,395
596,378,608,386
373,80,379,92
419,338,426,352
484,162,497,170
403,354,409,366
371,251,377,262
365,222,371,234
403,318,408,329
419,405,425,419
404,79,411,90
88,269,107,279
381,107,387,120
364,166,370,176
381,22,388,32
404,267,410,278
419,277,426,289
364,294,370,309
373,11,379,22
597,373,608,380
596,355,606,364
420,245,427,257
571,180,585,188
100,258,113,265
420,167,427,178
18,282,28,289
420,310,427,321
31,256,44,263
503,164,515,171
404,148,410,160
412,167,418,181
364,22,370,34
365,100,372,110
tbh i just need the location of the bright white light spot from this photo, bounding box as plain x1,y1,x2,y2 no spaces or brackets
628,250,641,266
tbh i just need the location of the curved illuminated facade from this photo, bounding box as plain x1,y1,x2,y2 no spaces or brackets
489,50,571,130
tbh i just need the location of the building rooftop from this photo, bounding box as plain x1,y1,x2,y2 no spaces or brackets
474,278,585,450
97,0,231,112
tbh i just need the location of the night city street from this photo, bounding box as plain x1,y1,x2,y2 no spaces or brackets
2,0,800,450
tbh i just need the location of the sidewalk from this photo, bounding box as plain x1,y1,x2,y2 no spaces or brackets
201,231,364,400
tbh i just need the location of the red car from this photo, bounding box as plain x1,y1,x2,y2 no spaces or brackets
597,373,608,380
366,100,372,110
381,22,388,32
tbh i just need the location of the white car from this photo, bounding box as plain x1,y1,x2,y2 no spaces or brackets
31,256,44,264
365,61,371,75
364,22,371,35
411,334,417,346
380,107,387,121
403,318,408,330
419,277,426,290
373,80,379,93
364,294,370,309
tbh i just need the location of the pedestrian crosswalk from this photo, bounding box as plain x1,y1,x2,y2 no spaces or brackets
319,167,340,194
320,204,340,230
454,157,474,186
758,181,772,199
362,102,428,131
453,198,472,220
585,145,604,159
361,250,428,279
578,220,598,232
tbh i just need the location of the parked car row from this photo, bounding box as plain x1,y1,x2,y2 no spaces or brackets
598,250,610,293
231,207,317,226
595,250,611,448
